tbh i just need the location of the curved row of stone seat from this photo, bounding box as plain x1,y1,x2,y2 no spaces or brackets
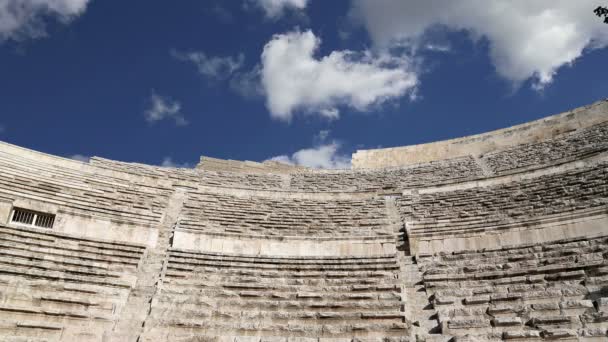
290,156,484,193
417,235,608,341
483,121,608,175
91,157,286,190
57,100,605,195
286,125,608,190
91,144,605,196
0,224,146,342
0,150,171,226
399,161,608,240
89,127,608,196
139,248,408,341
178,192,392,238
92,155,485,193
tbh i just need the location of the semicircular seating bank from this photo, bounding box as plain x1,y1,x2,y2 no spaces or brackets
0,99,607,342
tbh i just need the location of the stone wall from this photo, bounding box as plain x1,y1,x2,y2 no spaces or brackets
197,155,308,174
352,99,608,169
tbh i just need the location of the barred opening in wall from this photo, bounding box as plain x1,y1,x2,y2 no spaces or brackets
10,208,55,229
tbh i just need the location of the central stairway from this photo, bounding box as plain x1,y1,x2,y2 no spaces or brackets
138,249,411,342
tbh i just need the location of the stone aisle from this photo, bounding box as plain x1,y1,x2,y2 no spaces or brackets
386,195,443,341
107,187,186,342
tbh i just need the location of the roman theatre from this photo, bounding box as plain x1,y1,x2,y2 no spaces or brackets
1,99,608,342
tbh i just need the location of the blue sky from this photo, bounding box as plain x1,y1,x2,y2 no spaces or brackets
1,0,607,168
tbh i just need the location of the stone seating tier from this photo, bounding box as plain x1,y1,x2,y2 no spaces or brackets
399,161,608,239
92,155,484,193
0,224,145,342
483,121,608,174
417,235,608,341
179,192,393,238
288,156,484,193
139,248,409,341
90,157,286,190
89,121,608,194
0,150,171,227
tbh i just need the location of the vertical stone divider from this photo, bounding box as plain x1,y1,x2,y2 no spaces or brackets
384,195,413,340
471,153,494,177
280,173,291,190
107,187,187,342
384,195,440,341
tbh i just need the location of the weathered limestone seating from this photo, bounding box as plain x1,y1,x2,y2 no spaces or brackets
417,235,608,341
0,150,170,227
94,120,608,195
91,157,286,191
197,155,308,174
289,156,484,193
0,223,145,342
139,248,409,341
90,157,202,181
179,191,392,237
94,155,485,193
483,121,608,175
399,161,608,241
353,99,608,170
92,135,608,194
93,135,607,194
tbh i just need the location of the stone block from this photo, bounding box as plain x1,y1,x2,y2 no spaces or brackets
492,317,522,327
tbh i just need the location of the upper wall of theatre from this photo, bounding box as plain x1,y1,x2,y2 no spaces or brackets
352,99,608,169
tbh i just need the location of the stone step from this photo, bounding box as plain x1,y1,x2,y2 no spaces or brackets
165,275,400,287
0,230,144,261
142,318,410,337
149,307,405,324
169,250,397,263
0,264,134,288
0,304,113,321
167,259,400,272
153,295,402,312
165,267,397,280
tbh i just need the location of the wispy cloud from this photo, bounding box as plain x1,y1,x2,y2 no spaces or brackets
174,48,264,99
209,4,234,23
0,0,90,42
172,49,244,81
229,66,264,99
144,91,187,126
246,0,308,19
69,154,90,162
160,157,193,168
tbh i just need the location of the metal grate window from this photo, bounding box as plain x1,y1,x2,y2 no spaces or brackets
10,208,55,229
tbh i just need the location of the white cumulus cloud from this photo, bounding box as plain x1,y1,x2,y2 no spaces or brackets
270,142,351,169
0,0,90,42
248,0,308,18
269,131,351,169
350,0,608,89
260,29,418,120
144,92,187,126
172,50,245,80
